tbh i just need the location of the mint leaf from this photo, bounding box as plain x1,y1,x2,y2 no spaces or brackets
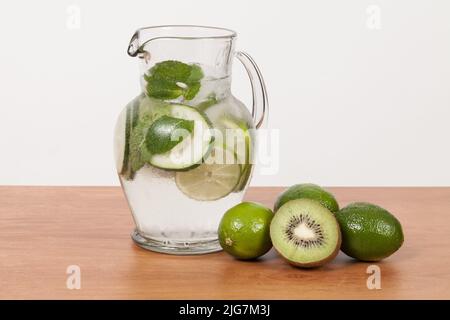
145,60,204,101
145,115,194,154
129,113,153,172
184,82,201,101
187,64,204,83
149,60,192,82
196,94,218,112
145,77,184,100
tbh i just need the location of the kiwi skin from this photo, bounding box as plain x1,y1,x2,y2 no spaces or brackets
274,183,339,213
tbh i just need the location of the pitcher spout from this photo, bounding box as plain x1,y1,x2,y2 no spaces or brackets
127,25,236,57
127,30,140,57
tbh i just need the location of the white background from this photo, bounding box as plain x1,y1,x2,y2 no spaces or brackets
1,0,449,186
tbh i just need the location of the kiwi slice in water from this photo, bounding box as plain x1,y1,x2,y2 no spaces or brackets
270,198,341,268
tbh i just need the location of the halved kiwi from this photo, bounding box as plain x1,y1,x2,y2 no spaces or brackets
270,198,341,268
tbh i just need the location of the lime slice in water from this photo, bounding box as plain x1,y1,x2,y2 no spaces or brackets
147,104,214,170
219,117,253,192
175,146,241,201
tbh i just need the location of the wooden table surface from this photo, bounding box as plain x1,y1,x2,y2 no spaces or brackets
0,186,449,300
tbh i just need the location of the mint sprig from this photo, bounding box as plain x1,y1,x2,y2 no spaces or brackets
144,60,204,101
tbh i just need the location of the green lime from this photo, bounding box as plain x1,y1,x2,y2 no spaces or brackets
274,183,339,213
145,115,194,154
175,146,241,201
219,117,253,192
147,104,213,170
220,117,251,164
335,202,404,261
115,98,132,176
218,202,273,259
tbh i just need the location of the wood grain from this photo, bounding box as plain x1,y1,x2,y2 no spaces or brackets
0,186,449,299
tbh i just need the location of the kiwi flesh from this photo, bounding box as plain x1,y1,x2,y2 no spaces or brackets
270,198,341,268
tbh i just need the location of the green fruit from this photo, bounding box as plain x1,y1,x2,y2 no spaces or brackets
218,202,273,259
336,202,404,261
219,117,253,192
127,96,171,176
148,104,214,170
116,97,135,178
145,115,194,154
175,146,241,201
274,183,339,213
270,199,341,268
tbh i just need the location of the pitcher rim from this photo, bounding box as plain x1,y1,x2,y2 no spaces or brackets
136,25,237,40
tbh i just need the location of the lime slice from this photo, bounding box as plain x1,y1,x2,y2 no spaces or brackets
175,146,241,201
145,115,194,154
148,104,213,170
220,117,251,162
220,117,253,192
114,106,128,174
117,95,142,180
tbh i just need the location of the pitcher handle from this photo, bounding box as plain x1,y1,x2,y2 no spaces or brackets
235,51,269,129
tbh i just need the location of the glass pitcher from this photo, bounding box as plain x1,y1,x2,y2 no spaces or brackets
114,25,268,254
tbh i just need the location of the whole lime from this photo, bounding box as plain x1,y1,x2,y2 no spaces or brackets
274,183,339,213
336,202,404,261
218,202,273,259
